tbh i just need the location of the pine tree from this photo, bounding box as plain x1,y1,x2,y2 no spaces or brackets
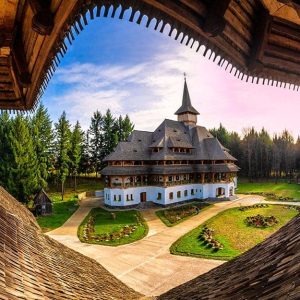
0,112,14,190
101,109,116,164
8,115,39,203
79,131,91,176
31,104,53,188
121,114,134,141
89,110,103,177
69,121,83,191
54,112,71,201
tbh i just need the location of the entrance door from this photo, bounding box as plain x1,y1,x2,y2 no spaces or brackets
140,192,147,202
216,187,225,197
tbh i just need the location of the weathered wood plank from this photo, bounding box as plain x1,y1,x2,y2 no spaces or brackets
223,23,251,55
0,82,13,90
265,43,300,64
225,7,252,44
264,55,300,75
271,20,300,43
27,0,78,107
269,32,300,52
0,91,16,99
179,0,206,17
203,0,231,36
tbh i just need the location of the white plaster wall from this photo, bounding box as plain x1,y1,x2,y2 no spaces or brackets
95,190,104,197
104,181,236,206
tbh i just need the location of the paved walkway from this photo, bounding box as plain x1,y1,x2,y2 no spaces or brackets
47,196,296,296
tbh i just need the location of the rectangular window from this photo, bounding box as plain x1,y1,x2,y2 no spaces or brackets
157,193,162,200
131,194,133,201
184,190,188,197
126,194,129,201
169,192,173,200
176,175,180,180
118,195,121,202
114,195,117,201
177,191,181,198
168,176,173,182
191,189,194,195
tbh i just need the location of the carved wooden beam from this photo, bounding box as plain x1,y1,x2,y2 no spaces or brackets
248,4,272,73
202,0,231,37
11,33,31,87
28,0,54,35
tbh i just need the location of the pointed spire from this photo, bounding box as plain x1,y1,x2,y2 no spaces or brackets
175,75,199,115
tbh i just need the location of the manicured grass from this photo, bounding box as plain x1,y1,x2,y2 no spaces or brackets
36,181,104,232
156,202,212,227
36,200,79,232
170,205,298,260
78,208,148,246
237,182,300,201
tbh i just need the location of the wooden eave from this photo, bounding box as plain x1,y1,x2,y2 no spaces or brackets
3,0,300,110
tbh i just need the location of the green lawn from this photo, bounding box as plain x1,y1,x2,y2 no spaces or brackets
237,182,300,201
170,205,298,260
78,208,148,246
156,202,212,227
36,181,104,232
36,200,79,232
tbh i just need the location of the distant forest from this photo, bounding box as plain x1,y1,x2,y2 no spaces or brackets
1,105,299,203
210,124,300,182
0,105,134,202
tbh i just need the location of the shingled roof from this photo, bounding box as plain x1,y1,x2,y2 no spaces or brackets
0,187,142,300
102,117,239,176
159,213,300,300
175,79,200,115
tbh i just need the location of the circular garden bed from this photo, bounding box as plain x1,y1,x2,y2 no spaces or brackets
78,208,148,246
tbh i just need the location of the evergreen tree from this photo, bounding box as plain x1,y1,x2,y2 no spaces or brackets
0,112,14,190
79,131,91,176
54,112,71,201
31,104,53,188
8,115,39,203
121,114,134,141
89,110,103,177
69,121,83,191
101,109,116,163
210,123,230,148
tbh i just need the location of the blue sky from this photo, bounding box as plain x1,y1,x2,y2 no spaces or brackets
43,12,300,137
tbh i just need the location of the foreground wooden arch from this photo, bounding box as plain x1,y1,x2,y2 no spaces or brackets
2,0,300,111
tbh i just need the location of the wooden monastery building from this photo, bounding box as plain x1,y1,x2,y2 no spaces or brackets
101,79,239,206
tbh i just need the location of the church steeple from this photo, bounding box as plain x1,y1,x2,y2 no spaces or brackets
175,76,199,126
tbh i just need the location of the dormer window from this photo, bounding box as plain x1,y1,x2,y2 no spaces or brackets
133,149,137,152
138,139,142,142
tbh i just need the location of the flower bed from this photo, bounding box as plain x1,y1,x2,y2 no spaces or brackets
78,208,148,246
82,215,141,243
239,204,269,211
198,226,224,251
158,202,210,226
284,205,300,213
245,214,278,228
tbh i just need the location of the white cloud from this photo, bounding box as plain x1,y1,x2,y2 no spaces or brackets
44,40,300,138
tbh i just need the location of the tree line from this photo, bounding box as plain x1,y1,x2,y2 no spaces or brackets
210,124,300,182
1,104,299,203
0,105,134,203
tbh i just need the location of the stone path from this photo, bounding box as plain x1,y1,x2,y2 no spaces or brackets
47,196,297,297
